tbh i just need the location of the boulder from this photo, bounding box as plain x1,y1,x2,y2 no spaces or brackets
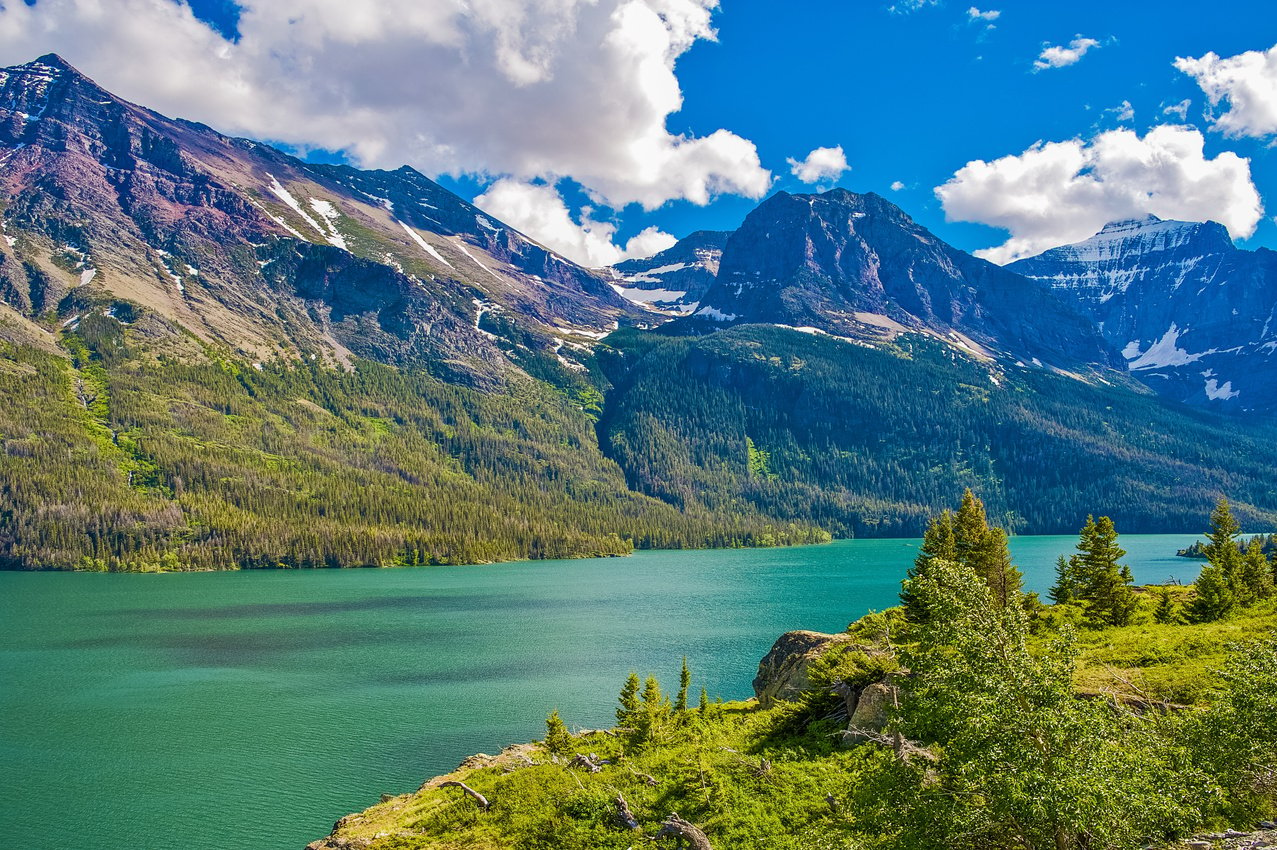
753,630,855,708
847,681,897,735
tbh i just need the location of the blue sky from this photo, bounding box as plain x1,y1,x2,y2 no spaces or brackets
5,0,1276,264
658,0,1277,255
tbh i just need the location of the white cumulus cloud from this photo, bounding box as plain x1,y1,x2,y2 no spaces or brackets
475,179,676,268
0,0,772,233
890,180,906,191
935,125,1263,264
1162,98,1192,121
967,7,1000,22
1175,42,1277,138
1034,36,1100,71
787,146,849,185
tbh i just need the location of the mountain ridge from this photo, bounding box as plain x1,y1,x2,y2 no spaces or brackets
685,188,1118,371
1011,214,1277,412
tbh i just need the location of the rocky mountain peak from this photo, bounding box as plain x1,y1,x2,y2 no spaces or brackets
688,187,1113,369
1010,217,1277,412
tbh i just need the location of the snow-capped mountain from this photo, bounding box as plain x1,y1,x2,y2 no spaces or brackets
0,54,634,377
609,230,728,314
687,189,1115,370
1010,215,1277,412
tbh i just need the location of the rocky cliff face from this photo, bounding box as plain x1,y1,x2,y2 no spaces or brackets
0,54,633,375
691,190,1116,370
1010,216,1277,413
610,230,729,314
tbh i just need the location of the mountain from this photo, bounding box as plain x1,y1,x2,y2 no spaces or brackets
609,230,728,314
1009,215,1277,413
597,325,1277,537
688,189,1116,370
0,54,634,381
5,54,1277,571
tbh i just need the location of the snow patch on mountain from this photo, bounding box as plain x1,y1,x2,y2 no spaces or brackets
266,175,327,238
1204,377,1240,400
308,198,348,251
1126,324,1212,370
695,305,738,322
397,221,454,269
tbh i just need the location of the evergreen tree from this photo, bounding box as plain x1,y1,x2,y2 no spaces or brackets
1049,555,1076,605
1153,586,1180,625
641,675,663,710
698,686,709,713
953,489,988,567
1188,561,1234,623
903,494,1023,620
975,526,1022,610
632,675,666,745
544,709,572,755
901,510,956,621
1239,537,1275,602
616,672,641,727
1069,516,1137,627
1204,498,1244,601
675,656,691,713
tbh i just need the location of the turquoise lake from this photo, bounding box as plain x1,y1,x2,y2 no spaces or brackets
0,534,1204,850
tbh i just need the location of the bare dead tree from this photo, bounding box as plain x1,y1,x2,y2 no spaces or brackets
614,793,641,830
438,780,490,811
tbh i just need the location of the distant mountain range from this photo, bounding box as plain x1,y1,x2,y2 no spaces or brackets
3,53,1277,570
1010,215,1277,413
0,53,633,383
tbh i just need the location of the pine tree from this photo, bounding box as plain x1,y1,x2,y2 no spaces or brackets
1240,537,1275,602
616,672,641,727
641,675,663,710
698,686,709,713
544,709,572,755
1204,498,1244,600
1188,561,1234,623
953,489,988,567
903,495,1023,620
1050,555,1077,605
632,675,666,745
675,656,691,713
1153,586,1180,625
976,526,1022,610
1069,515,1137,627
901,510,956,620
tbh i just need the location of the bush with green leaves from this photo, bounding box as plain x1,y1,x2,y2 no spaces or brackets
854,558,1208,850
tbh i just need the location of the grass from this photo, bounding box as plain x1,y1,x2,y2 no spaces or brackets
314,595,1276,850
1072,595,1277,705
324,701,864,850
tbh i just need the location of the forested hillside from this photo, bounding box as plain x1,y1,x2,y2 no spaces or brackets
598,325,1277,537
0,309,826,570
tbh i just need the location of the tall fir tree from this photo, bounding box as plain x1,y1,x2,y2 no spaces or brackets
1069,515,1137,627
616,672,641,727
1204,498,1244,600
675,657,691,713
901,510,956,619
975,526,1022,610
953,490,988,567
903,494,1023,621
1049,555,1076,605
1240,537,1275,602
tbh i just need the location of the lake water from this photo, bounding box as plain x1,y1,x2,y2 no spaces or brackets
0,534,1203,850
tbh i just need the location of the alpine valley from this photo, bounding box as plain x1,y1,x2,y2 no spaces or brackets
3,53,1277,571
